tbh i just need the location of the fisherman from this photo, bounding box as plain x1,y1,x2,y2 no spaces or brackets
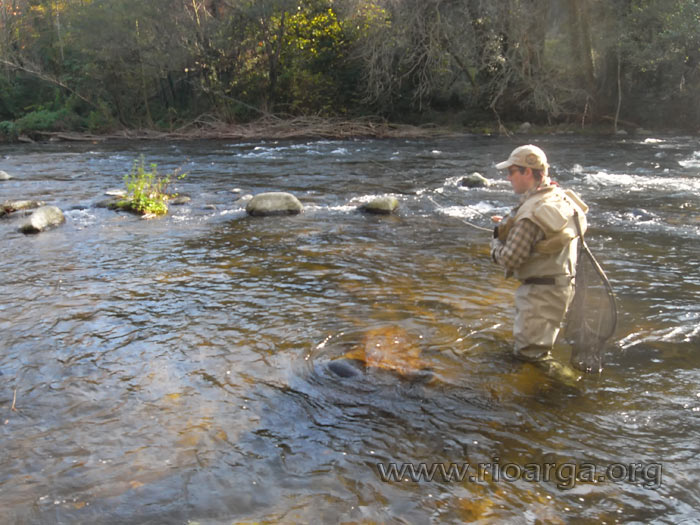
490,145,588,381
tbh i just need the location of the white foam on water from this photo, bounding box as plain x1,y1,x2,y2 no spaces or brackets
237,149,279,159
439,206,484,220
619,323,700,350
65,208,97,226
437,201,502,220
350,193,399,205
584,170,700,192
679,151,700,168
218,208,247,218
585,171,638,187
443,175,463,187
304,204,357,214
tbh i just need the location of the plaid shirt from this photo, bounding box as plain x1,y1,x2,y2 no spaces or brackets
491,186,546,274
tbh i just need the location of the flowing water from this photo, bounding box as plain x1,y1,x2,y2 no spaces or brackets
0,134,698,523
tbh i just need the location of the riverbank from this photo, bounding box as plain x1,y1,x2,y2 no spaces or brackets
4,116,454,144
1,115,684,144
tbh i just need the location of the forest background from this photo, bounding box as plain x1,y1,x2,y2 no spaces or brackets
1,0,699,141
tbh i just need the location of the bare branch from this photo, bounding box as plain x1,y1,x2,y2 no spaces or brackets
0,58,98,109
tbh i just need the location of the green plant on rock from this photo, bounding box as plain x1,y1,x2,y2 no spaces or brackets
117,156,185,216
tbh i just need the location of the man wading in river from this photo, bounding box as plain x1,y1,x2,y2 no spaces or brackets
490,145,587,384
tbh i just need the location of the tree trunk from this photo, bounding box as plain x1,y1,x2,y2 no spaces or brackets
267,11,286,113
567,0,597,118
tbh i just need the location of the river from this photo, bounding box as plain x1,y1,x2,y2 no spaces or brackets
1,134,698,523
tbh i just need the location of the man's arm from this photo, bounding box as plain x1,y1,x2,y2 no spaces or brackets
491,218,544,272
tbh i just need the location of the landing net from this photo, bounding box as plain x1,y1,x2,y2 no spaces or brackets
564,236,618,373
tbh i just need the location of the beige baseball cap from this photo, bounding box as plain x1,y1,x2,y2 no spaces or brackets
496,144,549,172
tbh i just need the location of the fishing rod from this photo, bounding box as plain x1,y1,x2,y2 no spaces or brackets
426,194,493,232
368,158,494,232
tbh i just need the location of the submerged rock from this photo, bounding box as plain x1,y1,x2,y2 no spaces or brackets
359,196,399,215
19,205,65,234
329,326,433,381
327,359,363,378
169,195,191,205
246,192,303,216
460,172,490,188
0,170,12,181
94,198,121,209
1,200,45,217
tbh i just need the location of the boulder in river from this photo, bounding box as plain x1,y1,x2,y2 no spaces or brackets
1,199,45,217
246,192,303,217
169,195,191,205
460,172,490,188
359,196,399,215
19,205,65,234
0,170,12,181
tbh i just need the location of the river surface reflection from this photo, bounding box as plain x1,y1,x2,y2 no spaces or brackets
1,135,698,523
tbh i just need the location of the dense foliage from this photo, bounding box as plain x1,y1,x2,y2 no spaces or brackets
116,157,184,216
1,0,699,138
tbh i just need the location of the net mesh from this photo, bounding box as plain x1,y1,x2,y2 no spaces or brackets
564,241,618,373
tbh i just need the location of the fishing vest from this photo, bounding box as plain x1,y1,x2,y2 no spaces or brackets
498,185,589,282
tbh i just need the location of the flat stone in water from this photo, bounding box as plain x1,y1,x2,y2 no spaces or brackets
1,200,45,217
94,198,121,209
169,195,191,205
360,196,399,215
246,191,303,216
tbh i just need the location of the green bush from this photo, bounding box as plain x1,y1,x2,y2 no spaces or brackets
116,156,185,216
15,108,84,134
0,121,18,141
86,104,118,133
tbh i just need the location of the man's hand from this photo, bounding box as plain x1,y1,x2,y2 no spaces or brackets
491,215,503,223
